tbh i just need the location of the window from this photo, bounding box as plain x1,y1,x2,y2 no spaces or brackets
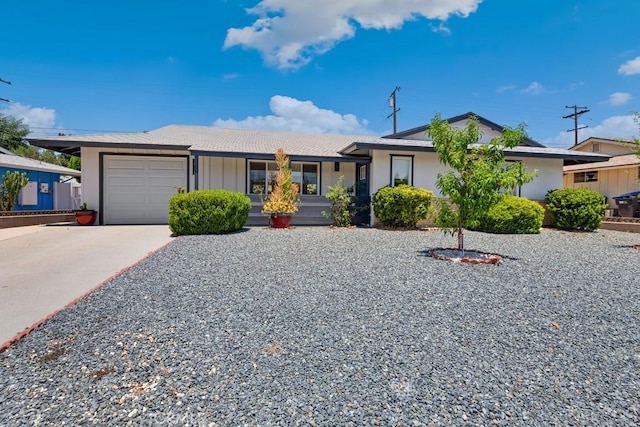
249,161,319,195
591,143,600,153
573,171,598,183
390,155,413,186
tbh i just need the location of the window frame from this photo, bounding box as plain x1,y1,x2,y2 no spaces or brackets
389,154,414,187
573,171,598,183
247,160,320,196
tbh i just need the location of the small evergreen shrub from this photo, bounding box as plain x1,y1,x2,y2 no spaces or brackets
169,189,251,235
545,188,607,231
323,176,354,227
372,185,432,228
472,196,544,234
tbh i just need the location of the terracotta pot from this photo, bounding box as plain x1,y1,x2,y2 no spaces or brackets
75,210,97,225
270,214,292,228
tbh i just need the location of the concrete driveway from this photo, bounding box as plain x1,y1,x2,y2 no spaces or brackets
0,224,175,348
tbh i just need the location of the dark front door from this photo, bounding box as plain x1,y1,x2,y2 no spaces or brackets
353,163,371,225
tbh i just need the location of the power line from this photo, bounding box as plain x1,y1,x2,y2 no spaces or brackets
563,105,590,146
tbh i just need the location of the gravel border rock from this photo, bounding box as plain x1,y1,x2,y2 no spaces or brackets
1,227,639,425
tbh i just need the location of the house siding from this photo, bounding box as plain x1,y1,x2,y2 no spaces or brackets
398,121,505,145
564,166,640,207
0,166,60,211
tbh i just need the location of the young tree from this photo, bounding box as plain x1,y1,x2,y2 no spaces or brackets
427,114,537,252
0,114,29,151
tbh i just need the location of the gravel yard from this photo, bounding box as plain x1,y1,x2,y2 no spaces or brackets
1,227,639,426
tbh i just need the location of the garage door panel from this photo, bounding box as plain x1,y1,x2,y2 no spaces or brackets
107,177,149,187
148,176,187,187
103,155,187,225
148,159,187,170
106,159,146,169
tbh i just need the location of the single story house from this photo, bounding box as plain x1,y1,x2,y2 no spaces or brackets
563,137,639,210
27,112,609,226
0,148,82,211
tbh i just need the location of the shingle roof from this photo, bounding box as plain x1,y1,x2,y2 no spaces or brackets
27,122,610,165
340,138,610,163
156,125,381,158
564,154,640,172
0,154,81,176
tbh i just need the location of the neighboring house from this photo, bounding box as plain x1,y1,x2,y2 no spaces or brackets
0,149,82,211
27,112,608,225
563,137,640,208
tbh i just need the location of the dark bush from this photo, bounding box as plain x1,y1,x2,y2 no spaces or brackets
545,188,607,231
372,185,432,228
169,189,251,235
471,196,544,234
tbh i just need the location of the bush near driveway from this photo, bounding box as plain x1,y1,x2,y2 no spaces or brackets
372,185,432,228
471,196,544,234
169,189,251,235
545,188,607,231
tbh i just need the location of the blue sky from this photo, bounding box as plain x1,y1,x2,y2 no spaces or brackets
1,0,639,148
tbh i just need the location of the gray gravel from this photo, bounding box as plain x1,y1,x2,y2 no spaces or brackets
1,227,639,426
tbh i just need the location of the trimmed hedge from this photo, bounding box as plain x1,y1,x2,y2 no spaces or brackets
545,188,607,231
372,185,432,228
472,196,544,234
169,189,251,235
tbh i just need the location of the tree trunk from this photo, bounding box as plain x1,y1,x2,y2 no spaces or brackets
457,227,464,253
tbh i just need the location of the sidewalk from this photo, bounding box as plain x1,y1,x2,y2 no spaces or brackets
0,224,176,349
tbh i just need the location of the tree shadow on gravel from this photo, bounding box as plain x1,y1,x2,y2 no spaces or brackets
417,249,519,262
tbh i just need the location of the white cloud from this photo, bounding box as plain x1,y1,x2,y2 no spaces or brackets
607,92,632,106
496,84,516,93
542,115,638,148
224,0,483,69
521,81,544,95
1,102,57,136
618,56,640,76
569,82,584,90
214,95,374,134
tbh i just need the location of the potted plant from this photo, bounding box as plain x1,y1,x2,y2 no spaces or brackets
74,202,98,225
261,148,300,228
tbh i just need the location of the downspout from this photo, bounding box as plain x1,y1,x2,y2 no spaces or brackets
193,155,199,190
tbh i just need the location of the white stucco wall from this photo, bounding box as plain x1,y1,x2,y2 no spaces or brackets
370,149,563,200
505,156,563,200
81,147,192,221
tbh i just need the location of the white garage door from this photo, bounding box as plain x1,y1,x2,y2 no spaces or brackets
103,155,188,224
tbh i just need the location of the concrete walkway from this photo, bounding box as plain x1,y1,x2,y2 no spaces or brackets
0,224,176,348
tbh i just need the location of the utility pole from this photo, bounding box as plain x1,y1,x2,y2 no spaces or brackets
563,105,590,146
387,86,400,134
0,77,10,103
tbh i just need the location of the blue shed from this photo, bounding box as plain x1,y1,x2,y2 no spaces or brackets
0,151,81,211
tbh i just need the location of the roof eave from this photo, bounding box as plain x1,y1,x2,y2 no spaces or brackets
27,138,190,157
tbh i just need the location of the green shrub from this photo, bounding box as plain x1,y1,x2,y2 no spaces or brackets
471,196,544,234
545,188,607,231
323,176,354,227
372,185,432,228
169,189,251,235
